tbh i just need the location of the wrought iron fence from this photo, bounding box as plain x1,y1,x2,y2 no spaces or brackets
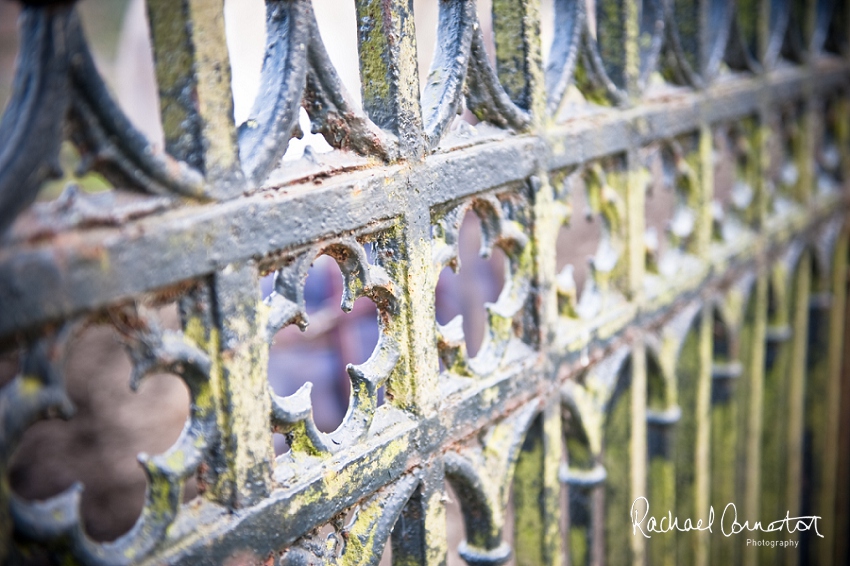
1,0,849,564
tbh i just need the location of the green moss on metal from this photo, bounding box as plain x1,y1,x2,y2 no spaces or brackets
835,99,850,180
569,526,588,566
340,502,385,565
357,3,392,105
759,275,793,562
292,435,410,518
742,0,759,49
146,0,192,91
146,0,240,180
573,57,611,106
597,0,625,83
790,109,813,203
604,384,631,566
486,0,542,113
709,399,738,563
146,0,195,161
425,486,448,566
287,422,324,457
674,326,700,564
18,375,42,398
187,0,240,175
647,457,676,565
742,277,768,566
513,426,545,566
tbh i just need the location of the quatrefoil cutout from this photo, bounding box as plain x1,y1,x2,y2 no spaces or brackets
3,309,213,565
554,161,627,320
642,138,702,278
263,236,401,458
432,191,533,377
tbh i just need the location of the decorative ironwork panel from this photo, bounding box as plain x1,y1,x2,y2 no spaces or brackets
1,0,849,564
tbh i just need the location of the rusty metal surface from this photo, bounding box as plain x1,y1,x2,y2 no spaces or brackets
1,0,849,564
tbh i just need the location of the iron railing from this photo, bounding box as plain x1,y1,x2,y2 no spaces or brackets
1,0,850,564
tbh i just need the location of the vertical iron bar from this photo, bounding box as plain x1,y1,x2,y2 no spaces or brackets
785,252,812,566
694,303,713,566
820,230,849,565
759,263,793,565
146,0,244,196
513,417,547,565
742,107,770,566
742,275,767,566
491,0,546,121
355,0,424,159
394,186,441,416
630,337,647,566
397,185,446,560
834,253,850,566
211,262,272,507
625,148,647,300
541,400,564,565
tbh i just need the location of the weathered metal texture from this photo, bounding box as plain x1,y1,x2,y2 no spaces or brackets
0,4,207,236
0,0,849,565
